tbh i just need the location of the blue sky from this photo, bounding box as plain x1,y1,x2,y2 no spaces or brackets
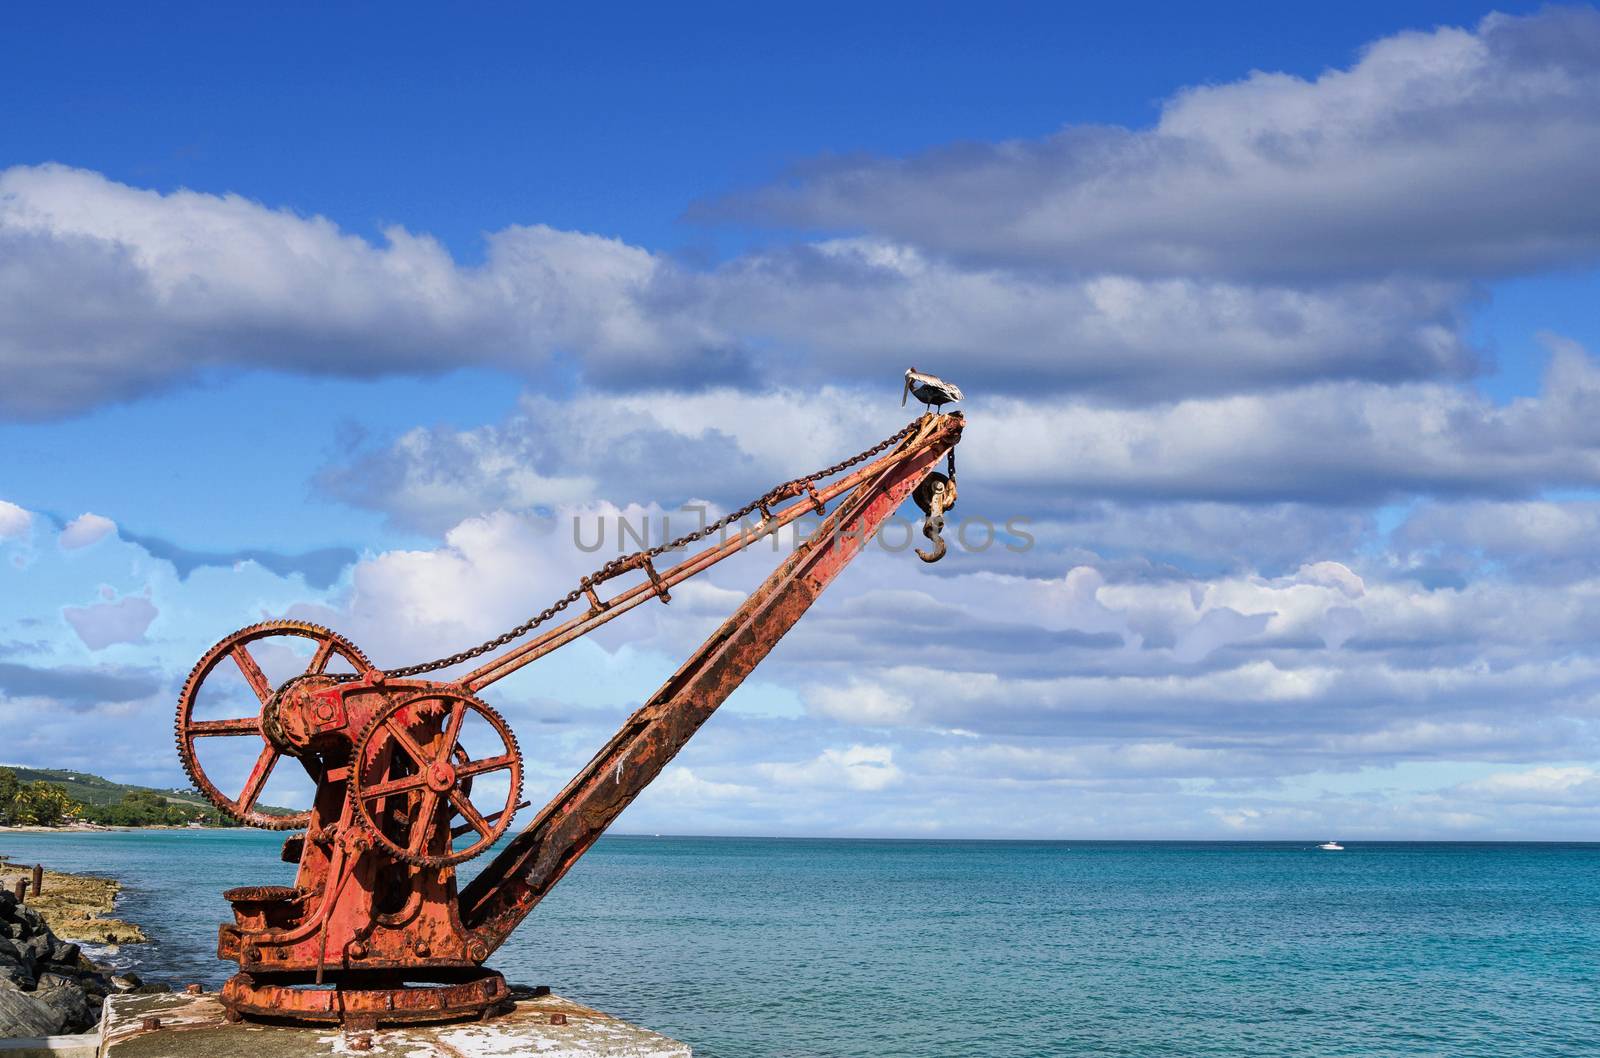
11,3,1543,252
3,3,1600,838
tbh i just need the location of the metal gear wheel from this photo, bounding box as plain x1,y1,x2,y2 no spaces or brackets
175,621,370,829
349,688,523,867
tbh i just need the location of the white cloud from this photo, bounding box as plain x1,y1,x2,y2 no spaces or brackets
1209,806,1263,830
649,766,759,805
764,745,904,792
327,510,578,665
973,337,1600,504
711,8,1600,281
58,512,116,550
61,591,159,650
1457,765,1600,805
0,165,726,418
1393,497,1600,583
9,499,1600,835
693,243,1471,397
1171,607,1271,664
0,164,1475,419
307,502,699,668
0,500,30,540
924,740,1256,782
328,423,599,534
9,10,1600,425
318,336,1600,542
1296,561,1365,599
807,680,915,725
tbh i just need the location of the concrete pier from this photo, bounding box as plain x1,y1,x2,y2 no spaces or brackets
97,991,691,1057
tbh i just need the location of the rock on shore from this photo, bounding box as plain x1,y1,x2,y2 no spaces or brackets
0,862,144,946
0,887,110,1036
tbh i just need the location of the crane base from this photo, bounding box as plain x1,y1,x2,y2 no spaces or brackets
219,968,510,1027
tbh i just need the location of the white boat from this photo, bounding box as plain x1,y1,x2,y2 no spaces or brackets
1318,840,1344,851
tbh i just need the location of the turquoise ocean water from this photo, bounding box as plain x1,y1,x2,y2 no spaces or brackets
0,831,1594,1056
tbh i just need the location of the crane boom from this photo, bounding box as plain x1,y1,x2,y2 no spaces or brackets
461,411,963,950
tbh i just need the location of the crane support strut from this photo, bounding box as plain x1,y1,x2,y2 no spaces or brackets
463,412,961,946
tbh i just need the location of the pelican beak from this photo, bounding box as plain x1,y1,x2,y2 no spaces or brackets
901,376,910,407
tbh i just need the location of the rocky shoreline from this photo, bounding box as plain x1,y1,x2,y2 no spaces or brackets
0,860,145,947
0,859,155,1038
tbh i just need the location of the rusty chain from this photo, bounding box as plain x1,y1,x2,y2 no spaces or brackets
383,419,923,679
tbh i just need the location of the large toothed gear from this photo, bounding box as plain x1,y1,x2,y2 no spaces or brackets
349,688,523,868
175,620,370,829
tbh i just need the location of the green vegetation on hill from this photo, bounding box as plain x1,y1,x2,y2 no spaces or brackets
0,766,295,827
6,767,220,812
0,768,82,825
83,788,212,826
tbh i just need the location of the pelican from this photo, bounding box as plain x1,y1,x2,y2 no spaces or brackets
902,367,963,413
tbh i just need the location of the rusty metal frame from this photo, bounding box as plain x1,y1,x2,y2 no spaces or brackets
181,411,963,1026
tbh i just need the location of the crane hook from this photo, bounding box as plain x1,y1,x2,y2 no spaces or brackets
912,472,956,563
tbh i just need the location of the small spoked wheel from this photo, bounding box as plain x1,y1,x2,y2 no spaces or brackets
175,621,369,829
350,689,523,867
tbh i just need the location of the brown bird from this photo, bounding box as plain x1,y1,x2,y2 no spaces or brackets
902,367,964,413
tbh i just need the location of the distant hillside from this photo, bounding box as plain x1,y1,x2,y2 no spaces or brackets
3,766,297,821
7,767,220,811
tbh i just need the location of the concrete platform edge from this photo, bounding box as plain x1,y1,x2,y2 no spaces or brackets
97,991,692,1057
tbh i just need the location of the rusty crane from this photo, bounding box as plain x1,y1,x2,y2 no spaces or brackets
173,409,963,1028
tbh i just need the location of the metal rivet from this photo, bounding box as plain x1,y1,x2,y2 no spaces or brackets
141,1017,162,1031
549,1012,567,1025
